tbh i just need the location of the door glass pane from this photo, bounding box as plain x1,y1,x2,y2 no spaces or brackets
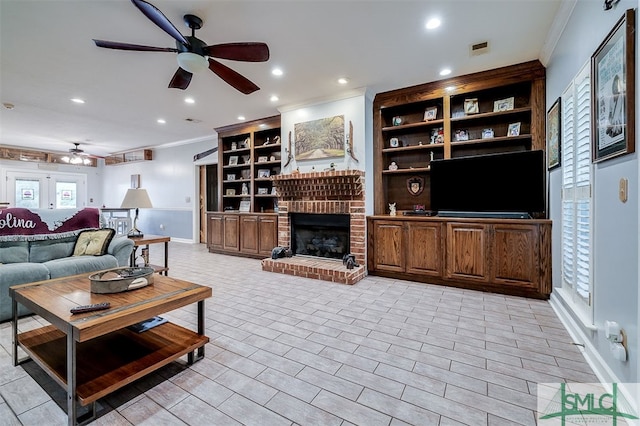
14,179,40,208
56,181,77,209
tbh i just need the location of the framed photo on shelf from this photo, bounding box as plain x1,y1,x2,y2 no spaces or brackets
239,200,251,212
257,187,269,195
389,137,399,148
464,98,479,115
507,122,521,137
592,8,636,163
257,155,268,163
424,106,438,121
546,97,561,170
228,156,238,166
225,188,236,196
227,173,236,181
257,169,271,178
454,129,469,141
493,97,514,112
482,128,494,139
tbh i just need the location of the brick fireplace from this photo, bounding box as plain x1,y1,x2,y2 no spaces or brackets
261,170,366,284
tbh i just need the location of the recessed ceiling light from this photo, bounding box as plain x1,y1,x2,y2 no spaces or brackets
70,98,85,104
337,77,349,85
157,119,166,124
237,115,246,121
439,68,452,76
426,18,441,30
271,68,283,77
445,86,456,92
184,97,195,104
270,95,279,102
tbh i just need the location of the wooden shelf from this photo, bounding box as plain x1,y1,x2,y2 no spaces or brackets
382,167,430,174
450,134,531,147
382,118,445,132
449,106,531,123
105,149,152,166
254,143,282,151
17,323,208,406
382,143,444,153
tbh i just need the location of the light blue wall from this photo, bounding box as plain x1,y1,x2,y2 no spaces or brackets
546,0,638,386
101,139,214,241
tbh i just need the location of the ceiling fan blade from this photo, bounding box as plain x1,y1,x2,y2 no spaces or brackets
204,43,270,62
208,58,260,95
169,68,193,90
131,0,190,47
93,39,178,52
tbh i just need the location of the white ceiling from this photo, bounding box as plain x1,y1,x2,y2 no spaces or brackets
0,0,562,158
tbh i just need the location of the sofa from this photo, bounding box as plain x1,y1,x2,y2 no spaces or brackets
0,207,134,322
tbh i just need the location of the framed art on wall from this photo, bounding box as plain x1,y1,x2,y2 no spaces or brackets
546,97,561,170
592,8,636,163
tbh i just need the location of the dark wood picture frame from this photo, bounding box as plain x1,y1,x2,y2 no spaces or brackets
546,97,561,170
592,9,636,163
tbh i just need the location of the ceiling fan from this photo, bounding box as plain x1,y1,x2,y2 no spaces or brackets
93,0,269,94
61,143,95,165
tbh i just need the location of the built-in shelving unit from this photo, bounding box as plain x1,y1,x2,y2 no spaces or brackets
373,60,546,215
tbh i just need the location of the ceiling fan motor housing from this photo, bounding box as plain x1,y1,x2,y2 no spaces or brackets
177,36,207,55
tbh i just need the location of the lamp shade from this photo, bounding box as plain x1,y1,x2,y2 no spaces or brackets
120,188,153,209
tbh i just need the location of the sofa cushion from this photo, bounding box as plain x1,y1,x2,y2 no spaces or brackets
45,255,119,279
29,235,77,263
73,229,115,256
0,263,50,321
0,241,29,264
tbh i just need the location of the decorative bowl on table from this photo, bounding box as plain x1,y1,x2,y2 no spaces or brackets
89,267,155,294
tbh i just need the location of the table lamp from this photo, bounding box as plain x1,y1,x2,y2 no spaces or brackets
120,188,153,237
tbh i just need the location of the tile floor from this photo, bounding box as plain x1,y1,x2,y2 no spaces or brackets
0,242,598,425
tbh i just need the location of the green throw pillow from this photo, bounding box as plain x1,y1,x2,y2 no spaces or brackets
72,229,115,256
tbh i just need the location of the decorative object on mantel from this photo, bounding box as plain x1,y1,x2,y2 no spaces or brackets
406,176,424,196
120,188,153,238
388,203,396,216
347,120,359,163
283,131,293,167
294,115,345,160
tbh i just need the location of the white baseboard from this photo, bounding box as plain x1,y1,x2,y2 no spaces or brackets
549,292,639,414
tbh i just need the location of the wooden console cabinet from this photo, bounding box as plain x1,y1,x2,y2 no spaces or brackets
367,216,551,299
207,212,277,258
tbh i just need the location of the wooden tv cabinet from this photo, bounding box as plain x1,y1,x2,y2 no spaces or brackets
367,216,551,299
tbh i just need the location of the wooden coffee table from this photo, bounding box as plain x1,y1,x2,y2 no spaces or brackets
10,273,212,426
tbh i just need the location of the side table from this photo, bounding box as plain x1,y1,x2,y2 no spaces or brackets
129,234,170,276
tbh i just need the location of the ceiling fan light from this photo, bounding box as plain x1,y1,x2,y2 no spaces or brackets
177,52,208,73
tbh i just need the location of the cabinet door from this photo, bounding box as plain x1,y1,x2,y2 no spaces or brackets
240,215,259,254
223,215,240,251
490,224,538,288
446,223,489,282
207,214,223,250
406,222,443,276
258,215,278,257
371,220,405,273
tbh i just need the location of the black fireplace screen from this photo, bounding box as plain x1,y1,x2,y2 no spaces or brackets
290,213,350,260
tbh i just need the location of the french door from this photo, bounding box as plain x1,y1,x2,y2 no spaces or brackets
4,170,87,210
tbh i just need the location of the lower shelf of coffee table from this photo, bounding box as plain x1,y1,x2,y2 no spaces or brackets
18,322,208,406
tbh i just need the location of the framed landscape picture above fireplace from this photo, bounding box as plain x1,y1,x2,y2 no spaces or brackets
294,115,345,160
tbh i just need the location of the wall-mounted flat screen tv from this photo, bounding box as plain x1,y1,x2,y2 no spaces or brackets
430,150,545,218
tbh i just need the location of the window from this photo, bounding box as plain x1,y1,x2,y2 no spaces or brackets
560,63,593,323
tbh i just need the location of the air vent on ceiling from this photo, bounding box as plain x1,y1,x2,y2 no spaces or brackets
184,118,203,123
470,41,489,56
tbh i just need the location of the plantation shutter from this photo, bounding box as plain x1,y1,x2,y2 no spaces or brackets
573,67,591,302
561,63,592,310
